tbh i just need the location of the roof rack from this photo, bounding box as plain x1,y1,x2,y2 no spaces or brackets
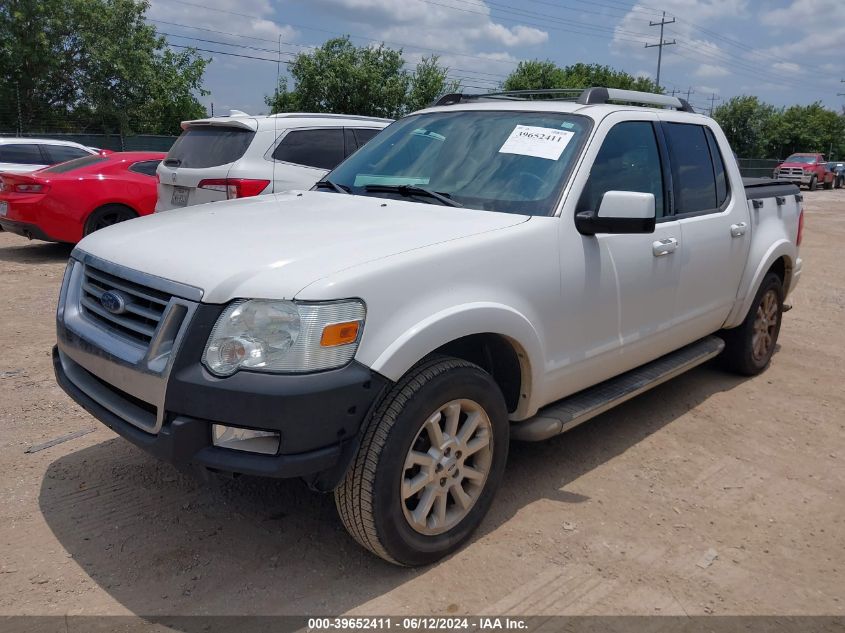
433,87,696,113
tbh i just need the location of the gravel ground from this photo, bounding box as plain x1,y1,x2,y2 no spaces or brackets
0,190,842,618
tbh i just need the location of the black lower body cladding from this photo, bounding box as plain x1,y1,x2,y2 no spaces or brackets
53,302,391,489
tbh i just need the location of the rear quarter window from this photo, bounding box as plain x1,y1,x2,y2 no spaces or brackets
166,126,255,169
129,160,162,177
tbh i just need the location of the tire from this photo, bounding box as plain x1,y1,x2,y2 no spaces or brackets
807,176,817,191
823,177,833,190
335,357,509,566
720,272,784,376
83,204,137,236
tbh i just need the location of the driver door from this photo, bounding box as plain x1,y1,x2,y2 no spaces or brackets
552,114,683,397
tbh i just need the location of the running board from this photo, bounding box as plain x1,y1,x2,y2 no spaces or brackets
511,336,725,442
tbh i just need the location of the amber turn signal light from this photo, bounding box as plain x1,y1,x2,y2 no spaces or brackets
320,321,361,347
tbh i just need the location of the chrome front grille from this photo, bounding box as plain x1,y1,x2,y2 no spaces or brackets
59,252,203,434
778,167,804,178
80,264,172,346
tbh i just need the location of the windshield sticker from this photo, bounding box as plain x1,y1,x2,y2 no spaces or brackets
498,125,575,161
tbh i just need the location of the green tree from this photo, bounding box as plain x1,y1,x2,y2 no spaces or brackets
266,38,457,117
767,102,845,159
712,96,778,158
0,0,208,136
406,56,460,113
502,61,661,93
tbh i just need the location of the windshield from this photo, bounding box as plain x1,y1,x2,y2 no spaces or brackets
784,155,817,164
325,110,591,215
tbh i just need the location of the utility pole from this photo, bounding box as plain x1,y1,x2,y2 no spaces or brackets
645,11,676,89
684,86,695,101
707,93,722,116
838,79,845,97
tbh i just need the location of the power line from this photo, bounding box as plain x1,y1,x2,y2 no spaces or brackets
644,11,676,89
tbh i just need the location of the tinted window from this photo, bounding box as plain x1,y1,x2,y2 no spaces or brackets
41,155,108,174
705,128,729,207
43,145,90,164
273,128,344,170
577,121,664,217
166,126,255,169
353,128,381,147
129,160,161,177
664,123,718,214
0,144,44,165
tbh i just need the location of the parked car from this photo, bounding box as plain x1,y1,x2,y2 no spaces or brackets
0,137,100,174
828,161,845,188
54,88,803,566
0,152,164,243
155,111,391,211
774,152,835,190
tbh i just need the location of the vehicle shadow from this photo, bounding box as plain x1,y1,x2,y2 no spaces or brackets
0,240,72,263
38,361,748,619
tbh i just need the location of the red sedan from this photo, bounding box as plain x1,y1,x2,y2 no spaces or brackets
0,151,165,244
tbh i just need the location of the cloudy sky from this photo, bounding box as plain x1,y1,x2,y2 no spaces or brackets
146,0,845,116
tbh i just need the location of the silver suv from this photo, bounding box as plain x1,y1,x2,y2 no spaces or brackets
155,111,391,211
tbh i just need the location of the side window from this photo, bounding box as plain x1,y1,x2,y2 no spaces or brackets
353,128,381,147
704,128,729,207
0,144,45,165
272,128,345,170
129,160,161,177
664,123,718,214
43,145,90,164
577,121,664,217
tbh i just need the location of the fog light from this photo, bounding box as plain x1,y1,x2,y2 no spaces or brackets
212,424,280,455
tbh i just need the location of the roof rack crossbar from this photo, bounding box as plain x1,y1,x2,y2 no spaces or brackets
432,87,697,113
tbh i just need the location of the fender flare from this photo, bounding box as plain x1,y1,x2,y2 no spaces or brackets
368,302,544,416
724,239,794,328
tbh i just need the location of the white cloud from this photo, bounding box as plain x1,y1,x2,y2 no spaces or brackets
772,61,801,74
695,63,729,78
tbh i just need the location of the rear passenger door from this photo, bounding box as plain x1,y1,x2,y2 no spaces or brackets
660,119,751,339
271,128,345,190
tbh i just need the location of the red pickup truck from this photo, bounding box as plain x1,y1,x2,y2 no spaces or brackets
774,153,835,190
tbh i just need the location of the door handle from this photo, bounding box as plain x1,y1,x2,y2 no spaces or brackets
652,237,678,257
730,222,747,237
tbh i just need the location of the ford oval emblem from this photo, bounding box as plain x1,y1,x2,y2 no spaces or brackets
100,290,127,315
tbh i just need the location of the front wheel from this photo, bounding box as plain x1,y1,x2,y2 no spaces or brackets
335,357,509,566
720,272,784,376
808,176,817,191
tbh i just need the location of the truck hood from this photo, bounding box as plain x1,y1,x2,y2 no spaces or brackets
76,191,529,303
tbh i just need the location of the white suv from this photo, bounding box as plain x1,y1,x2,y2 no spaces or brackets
0,138,99,173
155,111,391,211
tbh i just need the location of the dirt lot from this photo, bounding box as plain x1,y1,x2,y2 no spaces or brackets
0,191,843,619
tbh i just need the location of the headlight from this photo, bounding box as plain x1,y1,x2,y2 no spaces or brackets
203,299,365,376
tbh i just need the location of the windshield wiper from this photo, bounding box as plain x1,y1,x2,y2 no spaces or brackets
363,184,462,207
163,158,181,167
314,179,351,194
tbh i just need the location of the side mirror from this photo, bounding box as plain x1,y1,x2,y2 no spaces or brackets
575,191,656,236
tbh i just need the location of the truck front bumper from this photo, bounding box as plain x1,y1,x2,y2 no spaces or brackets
54,343,390,488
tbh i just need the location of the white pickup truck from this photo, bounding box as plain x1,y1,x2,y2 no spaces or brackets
53,88,804,566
